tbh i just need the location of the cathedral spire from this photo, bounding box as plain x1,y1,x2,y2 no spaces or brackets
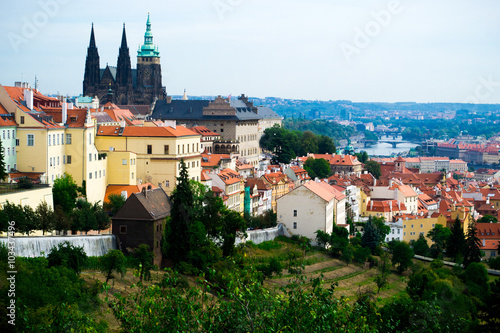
89,23,96,49
120,23,128,49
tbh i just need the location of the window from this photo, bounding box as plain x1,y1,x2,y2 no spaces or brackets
293,210,297,217
57,134,60,145
147,145,152,154
492,251,496,257
192,161,195,168
16,139,19,146
164,145,169,155
182,145,185,154
120,225,127,234
57,156,59,165
99,170,101,178
122,159,127,165
89,132,92,145
48,134,51,146
293,222,297,229
89,173,92,179
49,157,53,167
131,172,134,179
52,135,55,146
411,225,414,228
20,116,25,124
89,153,92,162
67,155,72,164
6,148,9,156
420,224,423,228
2,130,4,139
397,229,400,234
95,171,97,179
66,134,72,144
165,180,170,187
63,155,66,164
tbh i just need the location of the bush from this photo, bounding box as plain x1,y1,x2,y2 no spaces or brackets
353,246,370,263
47,241,87,274
488,256,500,270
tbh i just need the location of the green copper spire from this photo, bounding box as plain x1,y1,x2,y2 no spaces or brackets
138,13,160,57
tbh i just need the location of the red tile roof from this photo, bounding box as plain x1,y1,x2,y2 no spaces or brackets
97,125,198,137
303,181,345,202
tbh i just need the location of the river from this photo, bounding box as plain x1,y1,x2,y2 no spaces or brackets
354,135,419,157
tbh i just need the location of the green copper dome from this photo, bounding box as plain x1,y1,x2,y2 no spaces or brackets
138,13,160,57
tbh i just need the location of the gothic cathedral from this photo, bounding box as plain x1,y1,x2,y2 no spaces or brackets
83,14,164,105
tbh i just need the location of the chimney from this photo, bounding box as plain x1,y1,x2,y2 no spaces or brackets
121,190,127,200
142,187,147,198
62,102,68,124
370,201,373,210
483,239,486,247
24,89,33,110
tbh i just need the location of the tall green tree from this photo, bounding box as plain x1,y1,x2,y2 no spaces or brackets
94,202,111,232
371,216,390,243
410,234,430,257
427,224,451,258
163,160,200,266
446,218,466,261
364,161,381,179
317,135,336,154
463,222,482,268
53,173,78,213
35,201,55,235
361,218,379,252
47,241,87,273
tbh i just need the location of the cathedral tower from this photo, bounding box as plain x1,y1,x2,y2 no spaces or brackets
83,23,100,98
136,13,163,105
116,23,133,104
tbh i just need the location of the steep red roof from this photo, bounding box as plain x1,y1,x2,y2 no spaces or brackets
97,125,198,137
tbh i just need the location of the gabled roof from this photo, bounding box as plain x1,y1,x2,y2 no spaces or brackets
113,188,171,221
190,126,220,137
246,178,271,191
201,153,231,168
217,168,241,185
303,181,346,202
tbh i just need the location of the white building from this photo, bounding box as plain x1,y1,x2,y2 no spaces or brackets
277,180,346,244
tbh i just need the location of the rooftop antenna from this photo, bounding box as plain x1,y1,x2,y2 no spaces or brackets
34,75,38,90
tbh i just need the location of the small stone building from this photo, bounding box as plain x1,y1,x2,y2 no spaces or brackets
112,187,171,266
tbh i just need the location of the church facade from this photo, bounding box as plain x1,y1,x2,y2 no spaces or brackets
83,14,164,105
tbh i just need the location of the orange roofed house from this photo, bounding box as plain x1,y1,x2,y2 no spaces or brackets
208,168,243,213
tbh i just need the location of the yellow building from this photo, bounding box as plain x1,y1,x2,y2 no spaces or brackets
400,214,447,245
95,125,201,193
0,85,108,203
261,172,290,213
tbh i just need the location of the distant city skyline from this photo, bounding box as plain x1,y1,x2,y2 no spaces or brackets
1,0,500,103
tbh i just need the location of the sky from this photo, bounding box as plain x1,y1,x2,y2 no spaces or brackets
1,0,500,103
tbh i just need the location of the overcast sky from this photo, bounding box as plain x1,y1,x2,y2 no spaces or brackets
1,0,500,103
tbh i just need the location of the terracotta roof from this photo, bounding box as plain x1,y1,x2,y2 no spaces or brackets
303,181,346,202
190,126,220,137
217,168,241,185
104,183,157,203
43,108,88,128
367,199,406,213
200,171,211,181
97,125,199,137
201,153,231,168
0,104,16,126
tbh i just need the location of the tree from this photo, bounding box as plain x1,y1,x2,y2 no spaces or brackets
361,218,379,252
427,224,451,258
375,252,391,293
163,160,204,267
410,234,430,257
364,161,381,179
94,202,111,232
342,244,354,266
446,218,466,261
100,249,127,283
53,205,72,233
304,157,331,179
21,205,37,235
317,135,336,154
220,210,246,257
391,241,414,274
53,173,78,213
72,199,98,233
35,201,55,235
0,139,7,181
47,241,87,273
132,244,155,283
477,215,498,223
463,222,482,268
105,193,126,216
371,216,390,243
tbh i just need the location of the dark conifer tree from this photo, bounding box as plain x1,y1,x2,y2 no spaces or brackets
361,217,379,252
446,217,466,261
463,222,482,268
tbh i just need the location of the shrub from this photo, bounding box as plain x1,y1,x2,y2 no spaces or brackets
47,241,87,274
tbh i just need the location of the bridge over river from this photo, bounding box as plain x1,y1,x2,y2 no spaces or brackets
355,135,420,156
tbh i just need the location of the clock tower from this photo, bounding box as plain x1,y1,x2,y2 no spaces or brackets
137,13,163,105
